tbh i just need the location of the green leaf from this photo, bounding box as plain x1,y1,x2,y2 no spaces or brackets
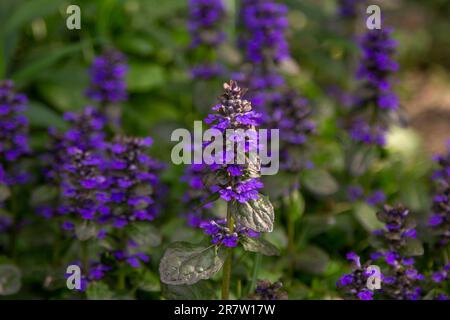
284,189,305,222
127,63,165,92
295,246,329,275
161,281,216,300
346,146,376,177
75,221,97,241
135,270,160,292
0,185,11,202
302,169,338,196
401,238,424,257
86,282,114,300
400,180,430,212
353,202,384,232
230,195,274,232
36,82,88,112
301,215,337,239
159,242,225,285
2,0,60,34
287,281,310,299
262,173,298,199
12,42,90,84
0,264,21,296
96,0,117,41
24,102,67,130
128,223,162,249
240,236,280,256
117,34,154,56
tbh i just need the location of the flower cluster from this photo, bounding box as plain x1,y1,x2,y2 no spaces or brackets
374,205,417,250
188,0,226,79
249,280,288,300
62,107,107,152
37,106,106,219
54,123,162,287
38,106,107,220
348,28,399,146
44,107,106,185
337,252,375,300
356,28,399,111
99,136,162,228
338,205,423,300
372,253,423,300
240,0,290,64
0,80,30,186
86,48,128,104
370,205,423,300
429,144,450,246
200,219,259,247
56,135,162,229
203,80,263,203
59,147,107,224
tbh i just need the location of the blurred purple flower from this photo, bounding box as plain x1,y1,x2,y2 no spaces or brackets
188,0,226,79
347,28,399,146
337,0,365,19
429,145,450,246
0,80,30,186
86,48,128,104
366,190,386,206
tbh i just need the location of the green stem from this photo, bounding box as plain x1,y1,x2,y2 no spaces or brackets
248,253,262,295
221,204,234,300
286,195,296,276
443,245,449,265
116,230,128,290
236,280,242,299
117,269,126,290
287,203,295,255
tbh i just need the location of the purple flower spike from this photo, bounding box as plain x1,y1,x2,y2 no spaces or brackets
86,48,128,104
188,0,226,79
0,80,30,188
429,145,450,246
347,27,399,146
